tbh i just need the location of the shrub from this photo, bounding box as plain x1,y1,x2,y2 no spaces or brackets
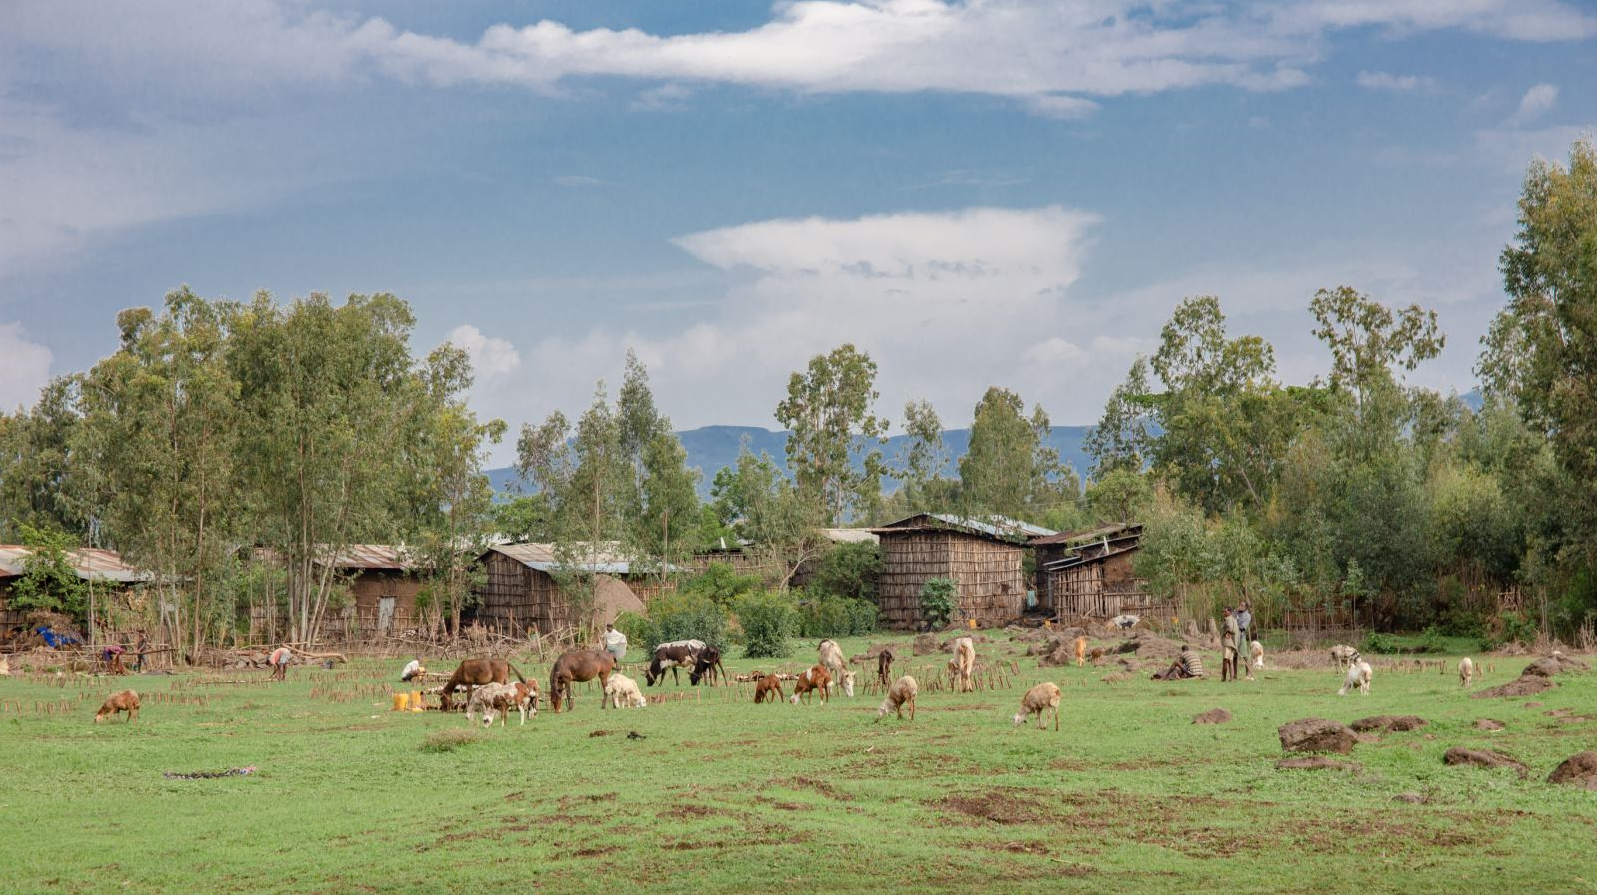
738,590,798,658
642,591,729,652
682,562,762,609
919,577,956,630
614,611,656,655
420,729,483,753
1416,625,1446,654
1359,631,1398,654
807,542,882,603
1480,611,1538,652
794,591,879,638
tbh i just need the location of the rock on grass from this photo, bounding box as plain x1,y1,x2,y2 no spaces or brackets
1278,718,1357,754
1193,708,1232,725
1443,747,1528,778
1547,752,1597,790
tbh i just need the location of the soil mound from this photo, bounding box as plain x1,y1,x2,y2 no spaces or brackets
1473,675,1553,699
1193,708,1232,725
1443,747,1528,778
912,634,940,656
1473,719,1505,731
1547,752,1597,790
1523,654,1589,678
1279,718,1357,754
1349,715,1427,733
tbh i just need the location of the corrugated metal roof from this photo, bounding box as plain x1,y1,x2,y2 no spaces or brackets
1029,522,1141,547
872,513,1055,544
483,543,684,575
0,546,149,583
818,528,879,545
323,544,417,571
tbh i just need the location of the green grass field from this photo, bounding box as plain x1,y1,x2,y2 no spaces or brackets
3,633,1595,894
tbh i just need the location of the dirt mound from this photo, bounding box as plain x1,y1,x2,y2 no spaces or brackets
938,791,1051,825
1473,719,1505,731
1349,715,1427,733
1392,792,1429,804
1443,747,1528,778
1523,654,1590,678
912,634,940,655
1193,708,1232,725
1277,757,1359,771
1028,631,1088,666
1547,752,1597,790
1473,675,1554,699
1279,718,1357,754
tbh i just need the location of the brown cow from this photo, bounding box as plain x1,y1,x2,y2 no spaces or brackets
753,673,785,704
439,657,527,712
548,649,616,712
789,665,832,705
95,689,140,723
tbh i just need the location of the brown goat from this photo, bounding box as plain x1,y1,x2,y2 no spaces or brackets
789,665,832,705
95,689,140,723
754,673,785,704
876,649,895,686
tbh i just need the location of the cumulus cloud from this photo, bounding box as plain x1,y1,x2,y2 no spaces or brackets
1510,83,1559,124
447,324,522,378
1356,71,1437,92
0,323,53,411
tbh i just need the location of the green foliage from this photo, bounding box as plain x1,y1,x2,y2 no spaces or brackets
1480,612,1540,652
793,591,878,638
634,591,729,653
737,590,798,658
959,386,1074,520
775,343,889,524
491,494,556,543
918,577,956,630
682,562,762,609
1359,631,1399,654
9,522,89,617
805,542,881,603
1416,625,1446,654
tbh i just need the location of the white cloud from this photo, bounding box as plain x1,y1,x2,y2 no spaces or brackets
0,323,53,411
446,324,521,378
1356,71,1437,92
632,83,693,112
1267,0,1596,42
1510,83,1559,125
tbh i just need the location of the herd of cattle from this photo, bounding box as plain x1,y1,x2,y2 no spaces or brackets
413,635,1062,730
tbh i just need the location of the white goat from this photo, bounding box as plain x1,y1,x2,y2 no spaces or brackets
1013,682,1062,730
1329,644,1361,671
604,672,648,709
949,636,976,693
1459,656,1474,689
465,682,520,727
1337,660,1373,696
876,675,918,722
1250,640,1265,670
817,639,855,697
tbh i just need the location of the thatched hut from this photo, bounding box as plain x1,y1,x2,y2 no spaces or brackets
471,544,653,638
1032,523,1158,620
871,514,1052,629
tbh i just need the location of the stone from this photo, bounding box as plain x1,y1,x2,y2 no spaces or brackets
1443,747,1529,778
1192,708,1232,725
1279,718,1358,754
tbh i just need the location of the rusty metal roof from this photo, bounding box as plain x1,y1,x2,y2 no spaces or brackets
0,546,149,583
1029,522,1142,547
872,513,1055,544
322,544,417,571
482,542,683,575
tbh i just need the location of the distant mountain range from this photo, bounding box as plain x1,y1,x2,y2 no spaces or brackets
487,424,1096,499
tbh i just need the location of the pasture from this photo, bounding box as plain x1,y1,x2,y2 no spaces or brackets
2,632,1594,894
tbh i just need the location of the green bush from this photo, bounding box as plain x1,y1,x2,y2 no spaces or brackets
1359,631,1399,654
1416,625,1446,654
614,611,656,655
738,590,798,658
1480,611,1538,652
629,591,729,652
794,591,879,638
682,562,762,609
919,577,956,630
806,542,882,603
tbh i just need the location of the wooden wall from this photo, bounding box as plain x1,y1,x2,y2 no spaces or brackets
471,553,565,638
1043,551,1160,620
878,530,1023,629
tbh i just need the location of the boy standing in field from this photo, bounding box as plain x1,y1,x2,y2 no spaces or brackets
1221,608,1240,682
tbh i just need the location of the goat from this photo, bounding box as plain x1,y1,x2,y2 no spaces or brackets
604,673,648,709
876,675,918,722
1459,656,1474,689
817,639,856,697
466,682,520,727
949,636,976,693
754,673,785,704
1013,682,1062,730
1338,660,1373,696
789,665,832,705
95,689,140,723
1073,636,1087,668
876,649,895,687
1250,640,1265,670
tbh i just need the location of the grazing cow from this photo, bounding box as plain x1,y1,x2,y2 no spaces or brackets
1013,682,1062,730
1338,660,1373,696
1459,656,1474,688
688,645,728,687
754,673,785,704
876,675,918,722
645,639,707,686
1250,640,1265,670
817,639,856,697
789,665,833,705
438,657,526,711
549,649,617,712
604,673,648,709
1073,636,1088,668
1329,645,1361,671
95,689,140,723
876,649,895,687
949,636,976,693
466,682,519,727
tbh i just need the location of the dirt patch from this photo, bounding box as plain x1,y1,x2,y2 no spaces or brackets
780,775,852,801
1277,757,1360,772
659,804,714,819
1523,654,1589,678
1392,792,1429,804
1350,715,1427,733
589,729,614,737
1193,708,1232,725
1279,718,1357,754
1474,675,1554,699
913,634,941,655
572,845,619,858
929,702,995,712
1444,747,1529,778
1473,719,1505,731
1547,751,1597,789
939,791,1054,825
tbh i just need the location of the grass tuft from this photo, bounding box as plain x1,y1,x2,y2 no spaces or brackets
420,727,483,753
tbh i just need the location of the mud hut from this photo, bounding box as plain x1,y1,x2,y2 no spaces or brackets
0,546,146,635
1032,523,1160,620
471,544,656,638
318,545,425,637
871,514,1053,629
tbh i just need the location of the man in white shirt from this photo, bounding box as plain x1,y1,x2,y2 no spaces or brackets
400,658,425,682
602,624,628,663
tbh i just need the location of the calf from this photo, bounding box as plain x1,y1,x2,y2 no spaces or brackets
1338,660,1373,696
604,673,648,709
1013,682,1062,731
876,675,918,722
754,673,785,704
1250,640,1265,670
789,665,833,705
95,689,140,723
817,639,856,697
876,649,894,687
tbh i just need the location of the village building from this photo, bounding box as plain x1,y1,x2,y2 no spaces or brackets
872,513,1054,629
470,543,666,638
318,545,426,638
0,545,147,635
1031,523,1159,620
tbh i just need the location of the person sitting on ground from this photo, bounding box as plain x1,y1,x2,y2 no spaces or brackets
602,623,628,664
268,646,293,681
400,658,425,682
1152,644,1206,680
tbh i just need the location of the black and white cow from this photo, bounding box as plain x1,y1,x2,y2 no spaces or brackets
688,645,727,687
645,639,707,686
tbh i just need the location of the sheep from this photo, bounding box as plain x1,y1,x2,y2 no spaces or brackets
790,665,832,705
754,673,785,704
876,675,918,722
1073,636,1087,668
466,682,520,727
95,689,140,723
604,672,648,709
1459,656,1474,689
949,636,976,693
1013,682,1062,730
1250,640,1265,670
1329,644,1361,671
817,639,856,697
1337,660,1373,696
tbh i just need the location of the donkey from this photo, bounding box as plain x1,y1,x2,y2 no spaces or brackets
549,649,616,712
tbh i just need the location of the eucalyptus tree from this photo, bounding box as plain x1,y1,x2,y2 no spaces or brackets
775,343,889,524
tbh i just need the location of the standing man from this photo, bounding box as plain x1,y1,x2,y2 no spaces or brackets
268,645,293,681
602,623,628,665
1221,607,1240,683
1235,600,1255,681
133,629,150,673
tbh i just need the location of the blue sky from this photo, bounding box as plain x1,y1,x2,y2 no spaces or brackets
2,1,1594,464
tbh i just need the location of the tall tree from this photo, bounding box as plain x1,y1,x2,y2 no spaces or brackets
893,399,955,512
1085,357,1154,479
0,377,90,540
775,344,889,524
1310,285,1444,410
958,386,1065,521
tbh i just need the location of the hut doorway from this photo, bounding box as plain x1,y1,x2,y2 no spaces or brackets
377,597,396,635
